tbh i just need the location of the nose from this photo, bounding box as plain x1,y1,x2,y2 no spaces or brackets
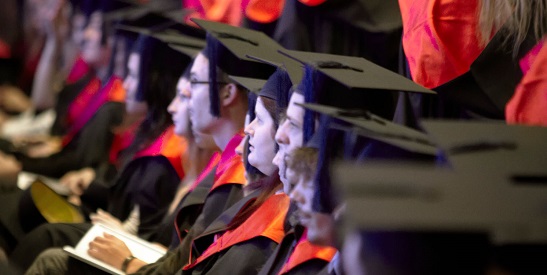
275,121,289,145
244,118,257,137
168,97,179,114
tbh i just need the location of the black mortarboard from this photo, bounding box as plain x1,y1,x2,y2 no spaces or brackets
433,23,538,119
117,25,205,48
169,44,202,59
192,18,284,117
335,162,547,245
422,120,547,176
301,103,437,213
279,49,435,143
246,54,304,111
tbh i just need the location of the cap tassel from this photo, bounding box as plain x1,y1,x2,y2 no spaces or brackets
206,33,221,117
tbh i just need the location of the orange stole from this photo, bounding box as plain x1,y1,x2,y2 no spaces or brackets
245,0,284,23
210,132,246,192
65,55,90,85
134,126,187,179
108,122,138,166
183,193,290,270
278,229,337,274
398,0,484,89
61,76,125,147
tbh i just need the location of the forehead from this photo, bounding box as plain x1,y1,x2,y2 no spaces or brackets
286,93,304,121
191,53,209,79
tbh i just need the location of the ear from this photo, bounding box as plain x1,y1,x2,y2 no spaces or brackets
220,83,239,107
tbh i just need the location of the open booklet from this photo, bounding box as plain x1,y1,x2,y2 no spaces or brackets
63,224,167,275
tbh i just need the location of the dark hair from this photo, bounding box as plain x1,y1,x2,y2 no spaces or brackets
121,35,190,161
227,171,282,230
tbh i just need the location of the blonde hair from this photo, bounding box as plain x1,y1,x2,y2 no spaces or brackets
479,0,547,55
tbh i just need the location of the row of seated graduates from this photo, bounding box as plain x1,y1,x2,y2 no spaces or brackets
0,0,205,265
0,0,546,274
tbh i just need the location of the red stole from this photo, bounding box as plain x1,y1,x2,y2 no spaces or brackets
64,76,102,130
66,55,91,85
399,0,485,89
134,126,187,179
183,193,290,270
108,121,140,166
506,38,547,126
278,229,337,274
0,40,10,58
61,75,125,147
210,132,246,192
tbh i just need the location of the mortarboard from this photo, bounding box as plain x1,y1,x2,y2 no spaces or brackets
422,120,547,176
278,49,435,143
433,22,538,119
192,18,285,116
117,24,205,48
300,103,437,214
335,162,547,245
246,54,304,111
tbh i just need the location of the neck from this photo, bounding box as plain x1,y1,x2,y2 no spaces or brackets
211,118,243,151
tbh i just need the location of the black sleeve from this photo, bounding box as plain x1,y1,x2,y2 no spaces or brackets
188,237,278,275
18,102,124,178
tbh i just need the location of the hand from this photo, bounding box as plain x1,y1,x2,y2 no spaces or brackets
90,209,124,232
87,233,132,270
60,168,96,196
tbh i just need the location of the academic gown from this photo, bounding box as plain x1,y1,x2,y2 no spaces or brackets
133,133,246,275
181,193,290,275
9,128,185,271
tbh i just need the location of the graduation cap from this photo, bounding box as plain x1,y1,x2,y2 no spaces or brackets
300,103,437,213
422,120,547,177
192,18,285,116
335,162,547,245
433,21,538,119
246,53,304,111
117,25,206,48
278,49,435,143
